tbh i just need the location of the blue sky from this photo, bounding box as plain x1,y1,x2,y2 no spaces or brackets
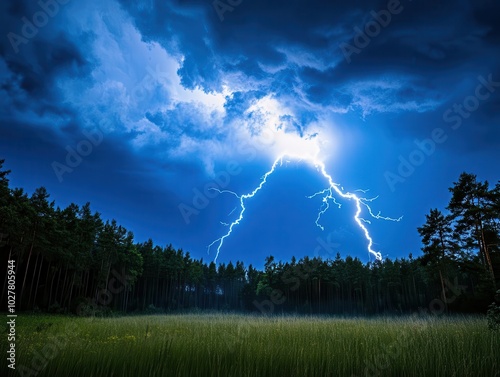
1,0,499,269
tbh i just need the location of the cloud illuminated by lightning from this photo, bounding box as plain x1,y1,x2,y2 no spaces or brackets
207,149,402,263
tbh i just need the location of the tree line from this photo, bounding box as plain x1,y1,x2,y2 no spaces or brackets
0,159,498,315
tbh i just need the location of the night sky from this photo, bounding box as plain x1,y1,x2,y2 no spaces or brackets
1,0,499,269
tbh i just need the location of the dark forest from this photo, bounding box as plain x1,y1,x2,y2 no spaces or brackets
1,159,498,317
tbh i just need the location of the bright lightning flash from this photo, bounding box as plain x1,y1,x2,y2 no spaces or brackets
207,151,402,263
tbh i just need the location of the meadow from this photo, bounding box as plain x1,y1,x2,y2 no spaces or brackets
1,313,498,377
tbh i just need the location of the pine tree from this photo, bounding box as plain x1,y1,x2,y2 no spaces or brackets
447,173,497,287
418,208,457,311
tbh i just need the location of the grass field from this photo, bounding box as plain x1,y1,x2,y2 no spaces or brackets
1,313,498,377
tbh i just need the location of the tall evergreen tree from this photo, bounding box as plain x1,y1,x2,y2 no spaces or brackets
448,173,498,287
418,208,457,310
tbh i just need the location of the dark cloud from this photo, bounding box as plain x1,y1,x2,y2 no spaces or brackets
1,0,91,124
113,0,500,129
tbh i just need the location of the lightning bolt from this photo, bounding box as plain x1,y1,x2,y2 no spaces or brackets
208,153,402,263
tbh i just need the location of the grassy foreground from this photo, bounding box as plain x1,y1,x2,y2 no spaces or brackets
1,313,498,377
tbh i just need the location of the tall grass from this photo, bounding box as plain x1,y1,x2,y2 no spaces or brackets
1,313,498,376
